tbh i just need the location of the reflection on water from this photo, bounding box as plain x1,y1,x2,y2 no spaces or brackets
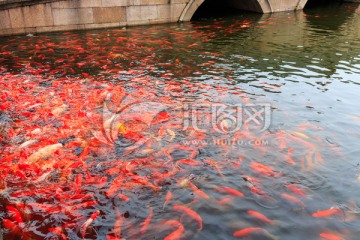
1,3,360,240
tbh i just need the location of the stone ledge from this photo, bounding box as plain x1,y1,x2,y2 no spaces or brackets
0,0,59,10
0,19,176,37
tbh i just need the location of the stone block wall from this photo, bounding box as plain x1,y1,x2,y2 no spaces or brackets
0,0,349,36
0,0,189,36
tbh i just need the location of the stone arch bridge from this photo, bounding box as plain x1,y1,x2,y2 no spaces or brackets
0,0,357,36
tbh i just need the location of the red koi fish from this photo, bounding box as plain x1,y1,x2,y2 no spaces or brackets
2,218,23,235
6,206,24,223
71,200,98,210
173,205,203,230
48,227,66,240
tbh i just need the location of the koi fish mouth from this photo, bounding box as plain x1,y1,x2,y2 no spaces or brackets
92,93,170,156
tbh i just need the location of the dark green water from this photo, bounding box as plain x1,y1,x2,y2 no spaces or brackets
0,3,360,240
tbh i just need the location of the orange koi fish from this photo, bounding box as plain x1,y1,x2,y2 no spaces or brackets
312,208,342,218
217,187,244,197
163,191,173,208
163,220,184,240
247,210,273,224
286,184,307,198
281,193,305,208
246,182,271,200
250,162,278,177
217,196,235,205
189,182,209,199
130,176,161,192
106,210,123,240
320,233,344,240
107,176,125,197
141,207,153,234
173,205,203,230
117,193,129,202
204,159,224,177
176,159,203,167
233,227,268,238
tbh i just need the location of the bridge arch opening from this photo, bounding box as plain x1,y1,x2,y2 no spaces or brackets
304,0,353,30
304,0,341,9
181,0,266,21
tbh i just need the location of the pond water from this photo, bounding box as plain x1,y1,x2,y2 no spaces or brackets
1,3,360,240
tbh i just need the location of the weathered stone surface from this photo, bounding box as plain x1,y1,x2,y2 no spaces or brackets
0,9,11,29
157,4,170,19
8,7,24,28
181,0,201,21
77,0,102,8
173,3,186,17
93,7,126,23
129,0,141,5
51,0,102,9
126,6,141,22
51,1,72,8
53,0,99,8
142,5,158,20
102,0,128,7
52,8,93,25
271,0,298,12
127,5,158,22
23,3,53,27
140,0,168,5
172,0,189,3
